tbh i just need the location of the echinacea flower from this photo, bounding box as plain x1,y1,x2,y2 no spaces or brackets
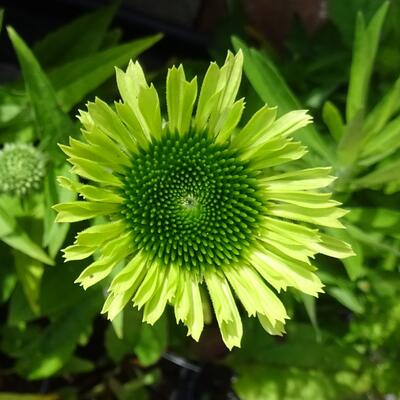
0,143,46,197
54,51,353,349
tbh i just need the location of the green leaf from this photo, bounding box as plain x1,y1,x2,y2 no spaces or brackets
134,314,167,366
327,227,365,280
326,287,365,314
0,242,17,303
33,3,119,67
0,202,54,266
346,223,400,257
232,321,361,371
39,258,88,317
14,251,44,315
0,394,57,400
105,307,143,363
346,207,400,235
7,284,37,325
117,371,160,400
346,2,389,122
232,36,335,165
7,27,76,162
0,9,4,32
361,114,400,166
353,159,400,189
337,109,364,167
16,289,101,379
49,34,163,111
300,293,321,341
363,75,400,138
105,324,131,364
322,101,344,142
328,0,384,45
234,365,358,400
56,356,94,375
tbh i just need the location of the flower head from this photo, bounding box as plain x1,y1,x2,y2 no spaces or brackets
0,143,46,197
54,51,353,349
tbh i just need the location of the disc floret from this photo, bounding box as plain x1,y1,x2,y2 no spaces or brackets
120,132,263,270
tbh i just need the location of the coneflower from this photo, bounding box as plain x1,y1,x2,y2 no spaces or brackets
54,51,353,349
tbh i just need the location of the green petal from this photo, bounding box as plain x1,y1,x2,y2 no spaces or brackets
54,201,120,222
207,51,243,135
257,233,314,264
214,98,245,144
266,190,340,209
185,278,204,341
224,264,288,324
268,203,347,228
77,109,94,130
63,244,96,261
75,256,117,289
249,248,324,296
231,105,277,148
116,61,155,141
166,65,197,135
59,142,109,168
174,267,190,325
257,313,286,336
57,176,123,203
69,156,122,187
195,51,243,136
87,98,138,153
173,270,204,341
205,270,243,349
138,84,162,140
103,250,148,320
253,109,312,145
247,251,288,292
102,289,135,321
194,62,221,132
311,233,355,259
82,125,132,162
143,266,170,325
108,249,147,293
61,136,130,169
75,220,125,247
114,101,150,149
75,233,132,289
245,140,307,168
261,216,320,245
259,167,335,191
100,231,132,257
133,261,161,310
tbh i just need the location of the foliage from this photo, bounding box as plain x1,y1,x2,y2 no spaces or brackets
0,1,399,399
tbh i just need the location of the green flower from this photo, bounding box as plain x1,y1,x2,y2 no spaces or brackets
0,143,46,197
54,51,353,349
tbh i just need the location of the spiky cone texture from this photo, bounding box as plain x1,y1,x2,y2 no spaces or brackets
53,51,354,349
0,143,46,197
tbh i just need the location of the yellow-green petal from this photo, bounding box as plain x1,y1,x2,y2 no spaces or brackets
205,270,243,349
57,176,123,203
231,105,277,148
166,65,197,136
54,201,120,222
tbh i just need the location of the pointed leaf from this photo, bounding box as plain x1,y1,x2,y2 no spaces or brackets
50,34,163,111
346,2,389,121
7,27,75,162
33,3,119,66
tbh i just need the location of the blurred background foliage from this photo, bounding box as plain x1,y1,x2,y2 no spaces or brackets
0,0,399,399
